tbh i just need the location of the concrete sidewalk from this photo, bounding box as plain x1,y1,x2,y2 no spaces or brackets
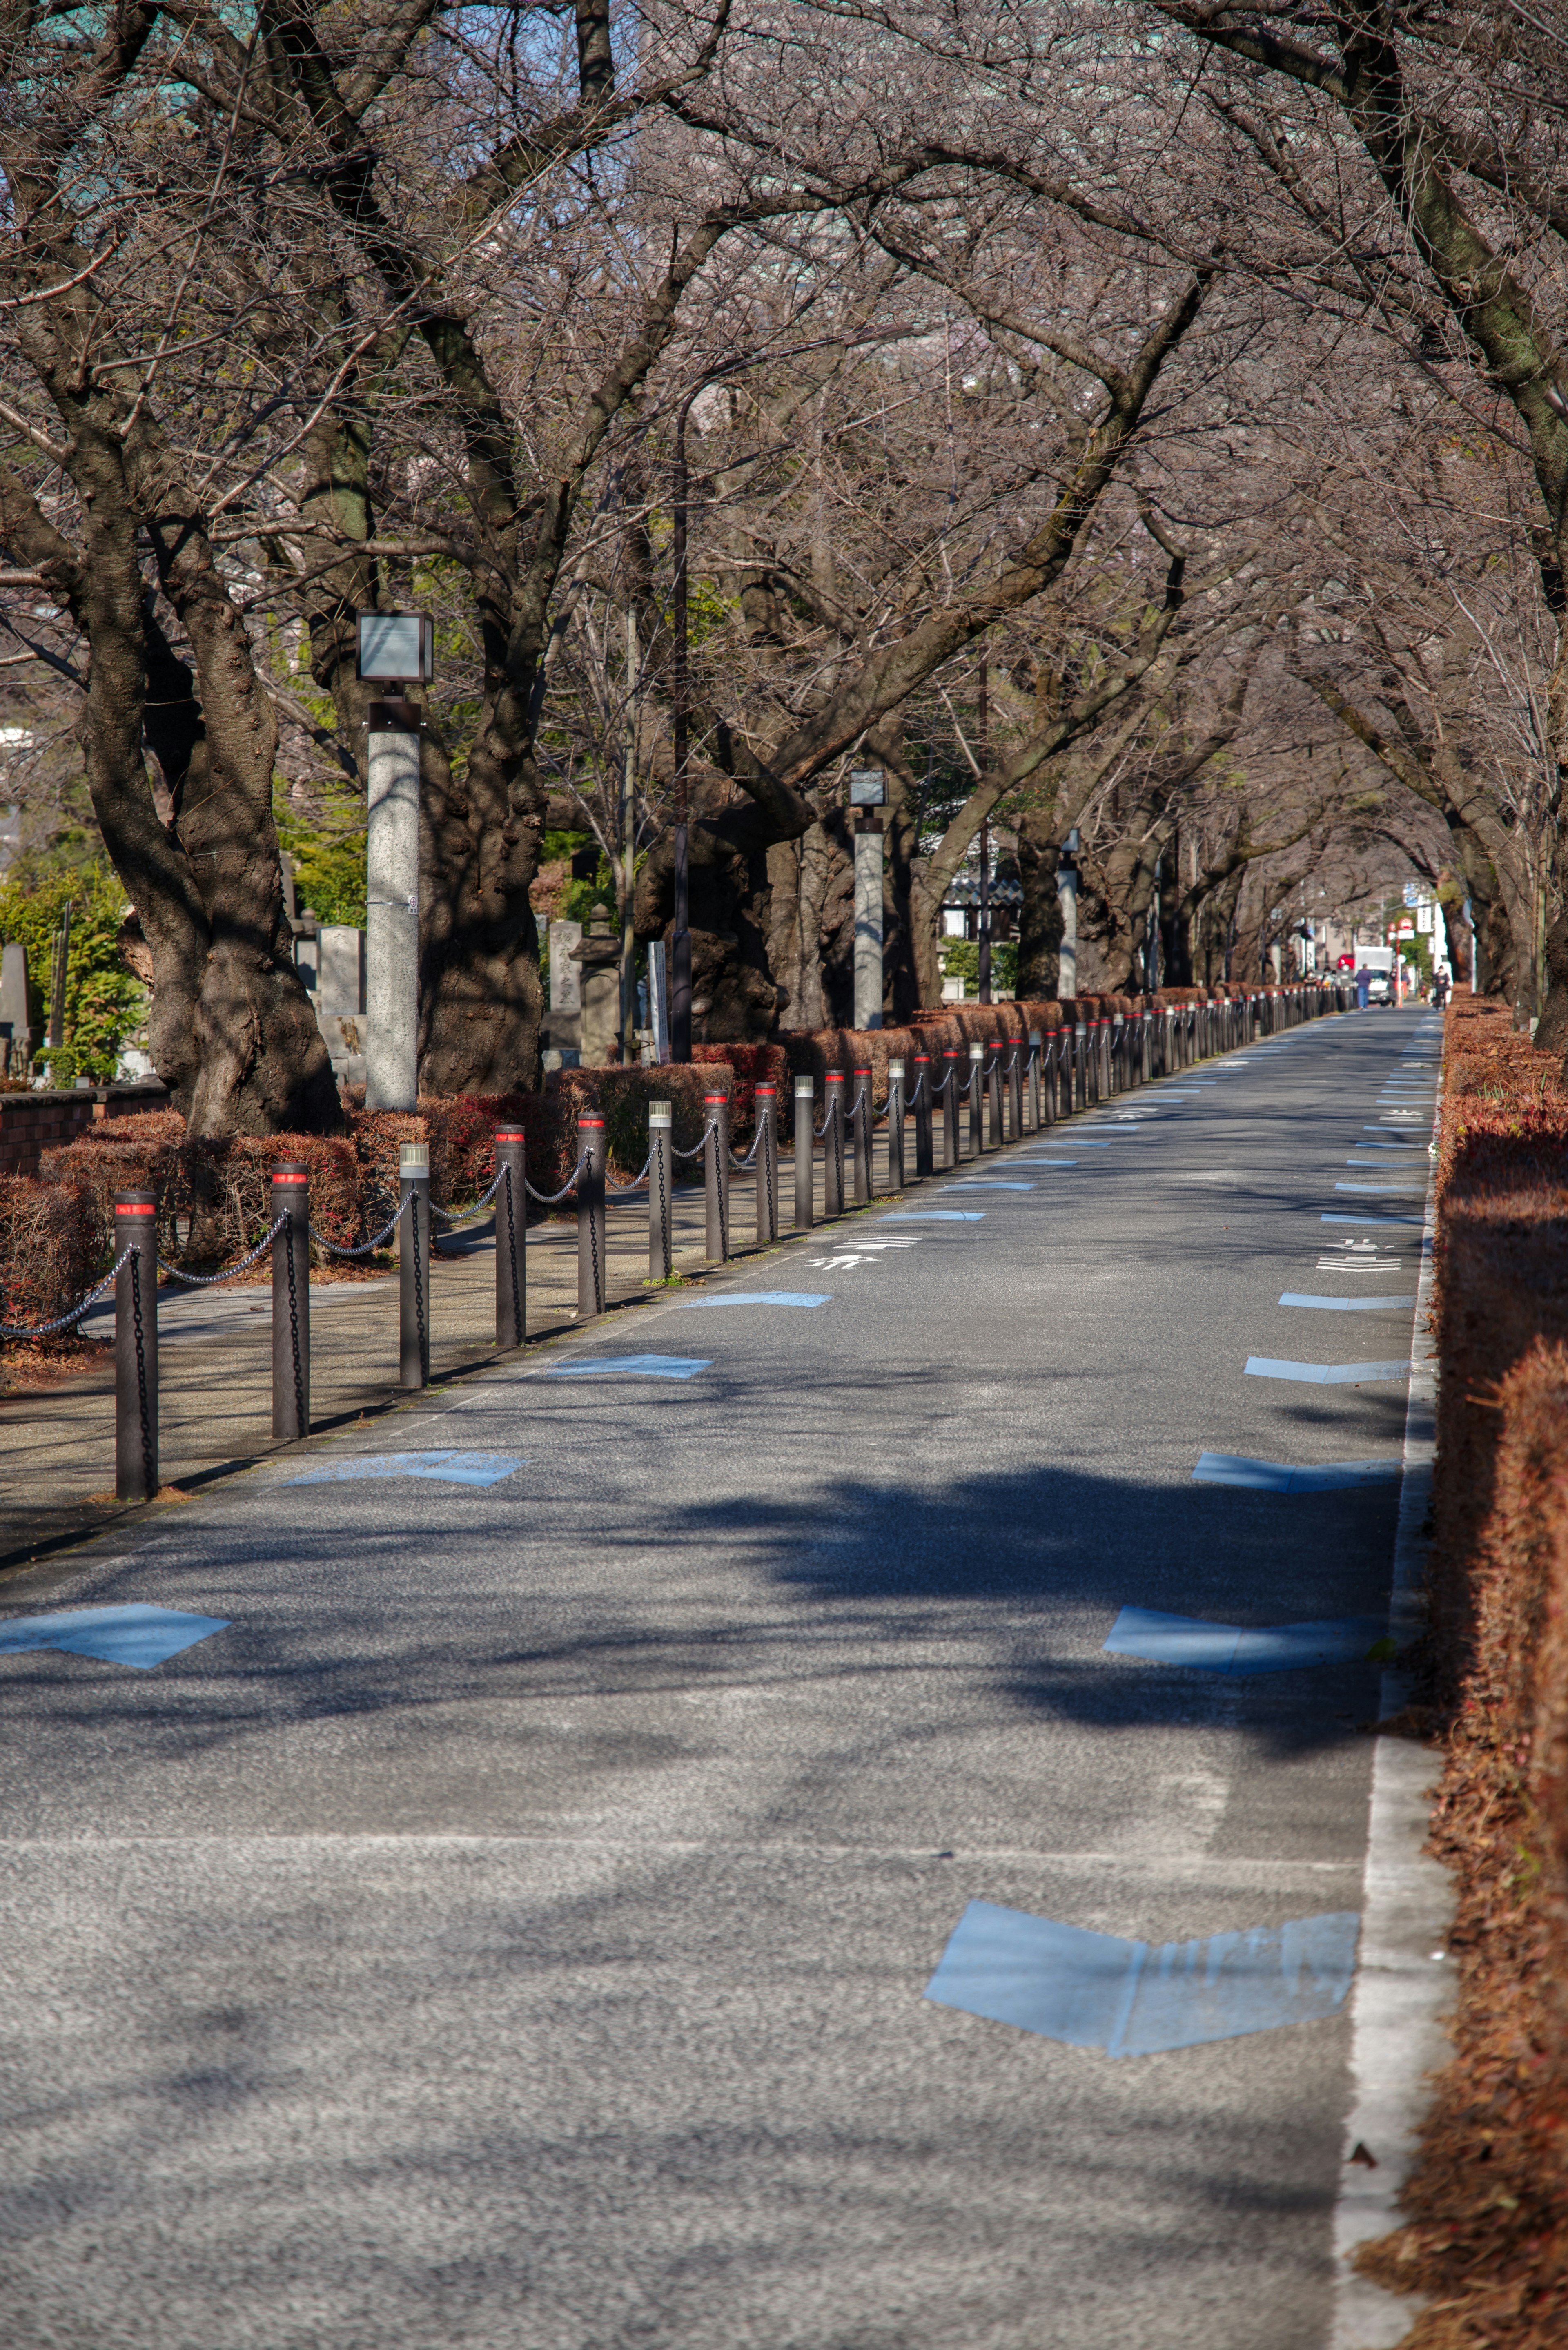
0,1134,909,1574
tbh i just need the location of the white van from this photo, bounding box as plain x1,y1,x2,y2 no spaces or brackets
1357,946,1395,1005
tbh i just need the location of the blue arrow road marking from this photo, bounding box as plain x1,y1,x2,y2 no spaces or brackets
944,1180,1036,1189
288,1451,525,1487
1245,1356,1409,1384
677,1292,829,1308
1192,1451,1401,1491
544,1354,712,1378
1103,1605,1387,1673
0,1604,229,1669
924,1900,1360,2057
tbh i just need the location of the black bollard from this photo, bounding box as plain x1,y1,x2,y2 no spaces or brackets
968,1043,984,1157
824,1072,846,1217
495,1128,526,1345
886,1058,905,1191
648,1102,673,1280
913,1054,934,1176
399,1141,430,1388
1007,1039,1023,1139
1026,1031,1041,1131
755,1084,778,1244
114,1190,158,1503
987,1045,1003,1148
794,1077,815,1229
852,1067,871,1205
704,1090,730,1261
271,1162,310,1439
577,1114,606,1315
942,1051,961,1168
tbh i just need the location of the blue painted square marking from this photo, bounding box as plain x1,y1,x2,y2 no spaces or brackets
1279,1292,1415,1311
1104,1605,1387,1673
545,1354,712,1378
1016,1159,1080,1167
1322,1213,1425,1227
288,1450,524,1487
1245,1356,1408,1384
677,1292,829,1308
0,1604,229,1669
925,1900,1360,2056
881,1211,985,1222
1336,1181,1425,1193
945,1180,1035,1189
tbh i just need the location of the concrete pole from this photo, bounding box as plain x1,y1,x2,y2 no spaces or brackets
853,819,884,1031
1057,863,1078,1000
367,702,421,1110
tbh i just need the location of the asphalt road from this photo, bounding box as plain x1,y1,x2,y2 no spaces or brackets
0,1006,1438,2350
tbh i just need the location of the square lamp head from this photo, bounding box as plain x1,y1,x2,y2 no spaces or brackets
848,767,886,807
357,612,434,683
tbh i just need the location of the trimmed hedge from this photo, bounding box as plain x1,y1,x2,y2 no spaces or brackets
0,1173,98,1330
1354,992,1568,2344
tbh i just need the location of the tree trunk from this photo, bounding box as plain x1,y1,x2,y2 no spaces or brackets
1015,812,1065,998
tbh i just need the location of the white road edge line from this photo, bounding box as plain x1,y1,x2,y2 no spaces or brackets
1331,1075,1454,2350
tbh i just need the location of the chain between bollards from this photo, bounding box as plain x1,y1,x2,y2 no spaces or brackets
886,1058,905,1191
913,1054,933,1175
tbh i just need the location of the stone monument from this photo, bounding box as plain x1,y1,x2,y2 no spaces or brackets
570,905,623,1067
546,919,582,1051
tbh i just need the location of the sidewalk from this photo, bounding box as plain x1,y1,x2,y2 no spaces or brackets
0,1138,904,1575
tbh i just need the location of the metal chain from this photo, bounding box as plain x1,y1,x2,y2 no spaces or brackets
606,1151,655,1195
718,1142,729,1258
285,1223,305,1433
658,1135,671,1273
588,1179,602,1309
525,1149,591,1205
0,1243,134,1339
430,1171,505,1227
158,1213,287,1286
311,1195,410,1258
672,1119,718,1161
131,1249,154,1500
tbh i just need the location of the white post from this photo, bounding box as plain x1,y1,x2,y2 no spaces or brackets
366,709,420,1111
853,820,884,1030
1057,864,1078,998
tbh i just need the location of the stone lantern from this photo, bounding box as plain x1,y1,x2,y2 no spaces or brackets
570,904,622,1067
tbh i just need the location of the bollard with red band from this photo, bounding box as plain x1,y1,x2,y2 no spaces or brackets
942,1050,961,1168
271,1163,310,1440
886,1059,905,1192
114,1192,158,1502
704,1091,730,1261
913,1053,933,1176
852,1068,871,1205
823,1072,846,1217
754,1085,778,1244
494,1129,526,1347
399,1142,430,1388
578,1115,606,1316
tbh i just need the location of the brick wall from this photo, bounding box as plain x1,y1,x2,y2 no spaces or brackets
0,1081,169,1179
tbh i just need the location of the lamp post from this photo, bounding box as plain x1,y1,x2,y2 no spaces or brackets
850,766,886,1030
358,611,434,1111
1057,826,1080,998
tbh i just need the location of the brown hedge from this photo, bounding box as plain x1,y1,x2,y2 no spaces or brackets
0,1173,98,1330
1354,993,1568,2345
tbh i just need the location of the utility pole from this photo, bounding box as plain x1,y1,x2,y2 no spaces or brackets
976,652,991,1003
620,604,639,1058
670,393,695,1062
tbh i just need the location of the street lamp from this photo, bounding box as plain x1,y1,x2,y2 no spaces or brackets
1058,827,1081,997
850,767,886,1029
357,611,434,1111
